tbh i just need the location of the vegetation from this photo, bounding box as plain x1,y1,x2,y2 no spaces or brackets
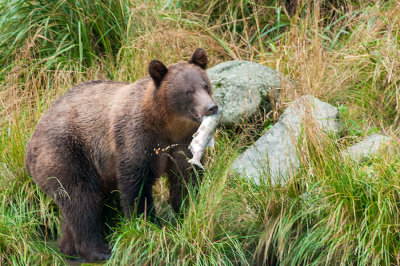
1,0,399,264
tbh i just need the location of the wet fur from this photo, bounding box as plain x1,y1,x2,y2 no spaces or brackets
25,49,216,262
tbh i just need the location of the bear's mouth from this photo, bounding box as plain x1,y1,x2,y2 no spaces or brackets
189,110,203,123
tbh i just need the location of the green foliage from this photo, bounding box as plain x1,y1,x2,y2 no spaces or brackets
0,0,130,73
164,0,291,58
0,165,63,264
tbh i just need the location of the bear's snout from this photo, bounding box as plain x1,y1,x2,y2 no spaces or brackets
205,103,219,116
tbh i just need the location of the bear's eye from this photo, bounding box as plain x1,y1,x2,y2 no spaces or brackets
186,90,193,95
204,84,209,91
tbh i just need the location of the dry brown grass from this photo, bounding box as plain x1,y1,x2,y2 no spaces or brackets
262,2,400,133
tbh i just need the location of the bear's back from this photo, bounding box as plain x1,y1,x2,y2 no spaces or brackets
35,79,149,135
25,78,151,180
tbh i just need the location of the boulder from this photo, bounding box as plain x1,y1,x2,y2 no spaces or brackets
344,134,394,161
207,60,281,126
230,95,339,185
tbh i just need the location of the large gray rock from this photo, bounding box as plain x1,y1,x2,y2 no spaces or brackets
207,60,281,126
231,95,339,184
344,134,394,161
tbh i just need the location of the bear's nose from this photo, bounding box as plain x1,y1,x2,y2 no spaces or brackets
205,103,219,116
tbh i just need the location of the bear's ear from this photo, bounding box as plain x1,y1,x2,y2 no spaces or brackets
149,60,168,86
189,48,207,69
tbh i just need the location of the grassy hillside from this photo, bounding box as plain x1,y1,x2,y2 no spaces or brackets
1,0,399,264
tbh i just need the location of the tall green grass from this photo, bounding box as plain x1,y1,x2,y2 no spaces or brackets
0,0,130,75
1,0,400,265
255,128,400,265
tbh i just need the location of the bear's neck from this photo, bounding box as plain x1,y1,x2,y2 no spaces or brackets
143,83,199,144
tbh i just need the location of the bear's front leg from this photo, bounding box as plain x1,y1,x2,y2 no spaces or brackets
167,145,203,214
117,160,157,221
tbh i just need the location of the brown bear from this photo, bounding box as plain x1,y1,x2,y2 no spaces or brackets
25,48,218,262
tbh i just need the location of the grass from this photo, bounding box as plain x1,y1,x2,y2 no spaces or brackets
1,0,400,264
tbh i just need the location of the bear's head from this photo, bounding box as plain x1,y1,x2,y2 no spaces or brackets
148,48,218,123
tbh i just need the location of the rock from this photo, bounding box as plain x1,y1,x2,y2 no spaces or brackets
344,134,394,161
207,60,281,126
230,95,339,185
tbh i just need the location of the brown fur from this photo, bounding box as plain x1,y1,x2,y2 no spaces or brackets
25,48,218,262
